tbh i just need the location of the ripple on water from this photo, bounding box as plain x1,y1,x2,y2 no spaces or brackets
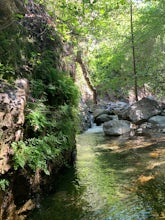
29,130,165,220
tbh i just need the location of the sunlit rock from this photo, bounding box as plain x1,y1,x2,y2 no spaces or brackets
107,101,129,112
103,119,131,136
125,97,161,124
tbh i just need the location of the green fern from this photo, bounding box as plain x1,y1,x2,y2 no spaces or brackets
11,134,65,175
26,103,49,132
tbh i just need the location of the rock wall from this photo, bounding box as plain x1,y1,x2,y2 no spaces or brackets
0,79,28,174
0,0,25,30
0,79,30,219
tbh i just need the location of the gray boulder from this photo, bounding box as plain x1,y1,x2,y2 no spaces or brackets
149,115,165,128
125,97,161,124
93,108,109,118
106,101,129,111
161,109,165,116
95,114,118,125
103,119,131,136
106,101,129,116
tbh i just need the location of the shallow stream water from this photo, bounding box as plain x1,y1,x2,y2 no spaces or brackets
29,126,165,220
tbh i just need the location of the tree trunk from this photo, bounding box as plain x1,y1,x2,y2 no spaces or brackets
130,1,138,101
76,51,97,104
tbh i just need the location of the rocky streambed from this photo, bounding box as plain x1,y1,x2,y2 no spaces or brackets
93,97,165,137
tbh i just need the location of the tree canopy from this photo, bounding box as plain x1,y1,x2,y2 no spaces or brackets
40,0,164,100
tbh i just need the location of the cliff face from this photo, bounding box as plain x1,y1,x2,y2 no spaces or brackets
0,0,25,30
0,1,77,219
0,0,95,218
0,79,28,174
0,79,30,219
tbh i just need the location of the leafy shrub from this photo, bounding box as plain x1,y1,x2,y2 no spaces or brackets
0,63,15,81
46,70,80,106
30,80,46,99
26,102,49,132
32,50,80,107
11,134,66,175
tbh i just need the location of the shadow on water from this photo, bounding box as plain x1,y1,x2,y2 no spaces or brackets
28,167,109,220
94,135,165,219
29,130,165,220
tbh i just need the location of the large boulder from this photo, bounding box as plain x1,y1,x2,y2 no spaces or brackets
125,97,161,124
93,108,109,118
160,102,165,116
106,101,129,112
93,108,112,125
103,119,131,136
94,114,118,126
149,116,165,128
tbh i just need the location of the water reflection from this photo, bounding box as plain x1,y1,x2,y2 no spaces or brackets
137,174,165,218
29,131,165,220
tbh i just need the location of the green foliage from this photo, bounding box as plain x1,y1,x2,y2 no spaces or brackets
11,104,78,173
56,105,78,146
1,0,164,101
16,100,78,175
0,25,28,73
0,0,80,181
14,13,24,19
0,179,9,191
47,74,80,107
88,0,165,99
26,102,48,132
11,135,65,175
0,63,15,81
30,80,47,100
27,43,80,107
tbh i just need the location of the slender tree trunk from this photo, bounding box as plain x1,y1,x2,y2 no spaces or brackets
76,51,97,104
82,0,85,15
130,1,138,101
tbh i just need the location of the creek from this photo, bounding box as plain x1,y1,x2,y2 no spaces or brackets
29,125,165,220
